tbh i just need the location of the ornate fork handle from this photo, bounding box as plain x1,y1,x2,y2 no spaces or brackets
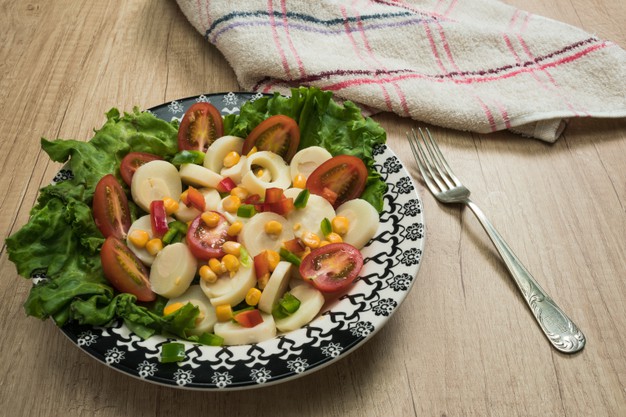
464,199,585,353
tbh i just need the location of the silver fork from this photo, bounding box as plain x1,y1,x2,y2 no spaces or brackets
408,128,585,353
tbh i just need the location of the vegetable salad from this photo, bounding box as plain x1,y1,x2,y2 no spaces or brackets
6,87,387,347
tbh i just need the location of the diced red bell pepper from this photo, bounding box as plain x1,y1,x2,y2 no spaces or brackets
216,177,237,193
150,200,169,237
244,194,262,204
269,197,294,215
233,309,263,328
182,186,206,211
283,238,305,255
264,187,284,204
254,251,271,281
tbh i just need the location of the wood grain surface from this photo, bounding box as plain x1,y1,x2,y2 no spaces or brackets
1,1,624,416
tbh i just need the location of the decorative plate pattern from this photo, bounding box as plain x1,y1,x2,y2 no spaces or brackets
58,92,425,390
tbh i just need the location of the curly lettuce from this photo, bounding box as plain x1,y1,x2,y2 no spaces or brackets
6,87,387,339
6,108,183,335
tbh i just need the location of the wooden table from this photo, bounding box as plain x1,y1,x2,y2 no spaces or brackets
1,1,624,416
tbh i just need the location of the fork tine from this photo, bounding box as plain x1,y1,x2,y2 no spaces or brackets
417,128,456,189
420,128,462,187
407,129,444,193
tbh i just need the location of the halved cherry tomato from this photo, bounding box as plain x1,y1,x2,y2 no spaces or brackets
233,309,263,328
241,115,300,162
92,174,132,239
306,155,368,208
320,187,338,206
186,211,233,260
119,152,162,186
178,102,224,152
101,236,155,302
299,242,363,293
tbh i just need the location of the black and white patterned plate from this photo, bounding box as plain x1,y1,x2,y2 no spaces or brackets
58,92,425,390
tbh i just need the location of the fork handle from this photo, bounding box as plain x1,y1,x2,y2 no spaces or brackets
464,199,585,353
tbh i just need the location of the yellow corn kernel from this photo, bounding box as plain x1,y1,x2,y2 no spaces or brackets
222,195,241,213
319,240,331,247
222,241,241,256
162,197,179,215
215,304,233,322
223,151,241,168
245,287,262,306
265,220,283,235
327,232,343,243
292,223,301,231
163,302,185,316
201,211,221,228
146,238,163,255
180,190,189,202
257,273,270,290
222,254,240,273
266,250,280,271
301,231,321,249
332,216,350,235
227,221,243,236
199,265,218,283
128,229,150,248
209,258,225,275
293,173,307,189
230,186,249,200
255,169,265,178
246,146,258,157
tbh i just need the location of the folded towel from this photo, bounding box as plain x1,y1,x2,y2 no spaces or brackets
175,0,626,142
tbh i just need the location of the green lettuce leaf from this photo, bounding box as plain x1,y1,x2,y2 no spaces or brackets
6,108,179,330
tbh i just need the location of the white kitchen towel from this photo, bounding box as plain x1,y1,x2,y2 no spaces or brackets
176,0,626,142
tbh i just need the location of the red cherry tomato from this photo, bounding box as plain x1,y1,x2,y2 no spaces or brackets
178,102,223,152
92,174,131,239
306,155,368,208
241,115,300,162
299,243,364,293
186,211,233,260
233,309,263,328
119,152,162,186
100,236,155,302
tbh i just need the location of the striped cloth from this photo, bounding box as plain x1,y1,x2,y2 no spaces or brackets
175,0,626,142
